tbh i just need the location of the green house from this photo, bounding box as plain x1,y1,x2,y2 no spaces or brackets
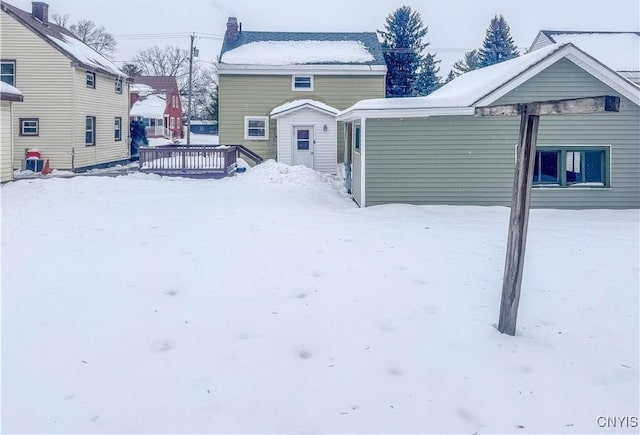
217,17,387,174
337,43,640,208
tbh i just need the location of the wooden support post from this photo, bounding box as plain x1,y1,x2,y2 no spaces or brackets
475,95,620,337
498,106,539,335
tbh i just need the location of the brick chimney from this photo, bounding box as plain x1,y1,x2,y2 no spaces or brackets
32,2,49,25
225,17,239,42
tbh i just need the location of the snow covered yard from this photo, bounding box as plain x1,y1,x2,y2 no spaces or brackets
1,161,638,434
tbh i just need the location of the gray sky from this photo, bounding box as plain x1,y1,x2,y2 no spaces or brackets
8,0,640,74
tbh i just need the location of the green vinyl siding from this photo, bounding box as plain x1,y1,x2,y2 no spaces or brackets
219,74,385,161
363,58,639,209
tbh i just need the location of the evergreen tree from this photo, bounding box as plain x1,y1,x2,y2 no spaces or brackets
452,49,480,76
414,53,441,96
478,15,519,68
379,6,438,97
444,70,456,84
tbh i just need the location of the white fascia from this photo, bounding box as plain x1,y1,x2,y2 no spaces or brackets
336,106,475,122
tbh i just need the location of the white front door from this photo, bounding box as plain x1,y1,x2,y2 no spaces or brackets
292,126,314,168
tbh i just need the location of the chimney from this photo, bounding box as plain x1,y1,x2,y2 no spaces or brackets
225,17,239,42
32,2,49,25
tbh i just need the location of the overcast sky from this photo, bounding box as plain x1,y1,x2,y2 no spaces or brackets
8,0,640,74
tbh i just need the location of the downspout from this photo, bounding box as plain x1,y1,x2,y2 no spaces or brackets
71,65,76,170
360,116,366,207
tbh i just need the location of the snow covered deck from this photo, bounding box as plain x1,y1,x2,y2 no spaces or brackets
139,145,237,178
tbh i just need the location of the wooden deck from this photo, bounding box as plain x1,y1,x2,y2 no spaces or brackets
139,145,240,178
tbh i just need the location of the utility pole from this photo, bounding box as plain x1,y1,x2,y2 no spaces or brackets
186,33,195,145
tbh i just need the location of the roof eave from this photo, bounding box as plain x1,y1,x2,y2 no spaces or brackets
336,107,475,122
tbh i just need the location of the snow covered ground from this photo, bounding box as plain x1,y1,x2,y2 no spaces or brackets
1,161,638,434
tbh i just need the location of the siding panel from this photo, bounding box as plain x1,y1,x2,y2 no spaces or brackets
364,58,640,209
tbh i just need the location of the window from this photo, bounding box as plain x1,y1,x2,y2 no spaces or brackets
115,77,123,94
114,117,122,141
296,128,310,150
20,118,39,136
170,117,175,129
292,75,313,91
354,124,361,152
86,116,96,145
244,116,269,140
86,71,96,88
533,146,609,187
1,60,16,86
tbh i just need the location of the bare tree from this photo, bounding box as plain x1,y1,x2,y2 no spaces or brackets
131,45,218,118
52,12,69,28
69,19,117,58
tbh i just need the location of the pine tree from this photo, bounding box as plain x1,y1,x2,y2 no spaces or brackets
444,70,456,84
452,49,480,76
379,6,439,97
478,15,519,68
414,53,441,96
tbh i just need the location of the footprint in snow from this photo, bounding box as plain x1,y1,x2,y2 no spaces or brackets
152,339,175,353
165,289,179,297
298,350,313,360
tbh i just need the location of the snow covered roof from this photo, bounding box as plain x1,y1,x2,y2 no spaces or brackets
222,40,375,66
130,94,167,119
270,99,340,118
132,76,180,94
531,31,640,74
337,43,640,121
0,1,126,78
130,83,155,96
219,31,385,66
48,34,123,76
0,81,23,101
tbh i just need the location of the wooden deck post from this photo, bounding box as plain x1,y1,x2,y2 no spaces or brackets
475,95,621,336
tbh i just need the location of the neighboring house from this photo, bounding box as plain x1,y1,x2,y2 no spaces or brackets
530,31,640,84
337,43,640,209
189,120,217,135
0,1,130,172
1,81,23,182
217,17,386,173
130,76,183,139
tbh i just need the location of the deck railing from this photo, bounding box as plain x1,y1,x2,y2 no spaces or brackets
139,145,237,178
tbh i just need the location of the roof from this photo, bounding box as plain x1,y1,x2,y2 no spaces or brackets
132,76,180,93
270,99,340,118
337,43,640,121
130,94,167,119
531,31,640,74
0,1,125,78
0,81,23,102
220,31,385,67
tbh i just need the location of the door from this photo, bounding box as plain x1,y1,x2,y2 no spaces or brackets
292,126,314,168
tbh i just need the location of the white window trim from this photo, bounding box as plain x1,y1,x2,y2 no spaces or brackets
86,71,96,88
292,75,314,92
244,116,269,140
